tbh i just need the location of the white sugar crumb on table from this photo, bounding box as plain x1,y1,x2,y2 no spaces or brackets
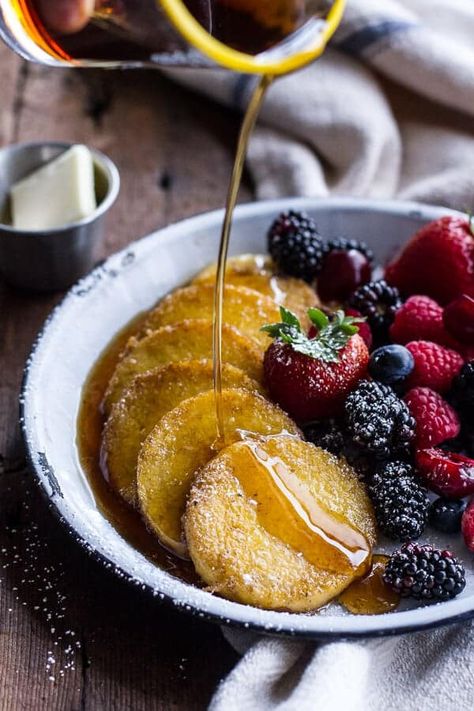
10,145,97,231
0,499,81,683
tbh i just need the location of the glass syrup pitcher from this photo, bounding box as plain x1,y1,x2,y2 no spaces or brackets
0,0,345,74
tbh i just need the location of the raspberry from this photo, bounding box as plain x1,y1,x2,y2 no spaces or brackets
405,341,463,393
404,387,460,448
390,295,454,346
267,210,327,282
383,543,466,602
344,380,415,459
368,461,429,541
349,279,402,342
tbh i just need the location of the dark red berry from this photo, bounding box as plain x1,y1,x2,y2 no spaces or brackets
443,294,474,344
461,498,474,552
317,249,371,302
416,447,474,498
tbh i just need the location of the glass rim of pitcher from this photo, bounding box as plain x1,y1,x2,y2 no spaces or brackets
160,0,346,75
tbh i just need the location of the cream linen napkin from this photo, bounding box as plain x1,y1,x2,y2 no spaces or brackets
168,1,474,708
167,0,474,212
210,622,474,711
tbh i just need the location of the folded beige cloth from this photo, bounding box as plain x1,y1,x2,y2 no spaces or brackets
168,0,474,212
209,622,474,711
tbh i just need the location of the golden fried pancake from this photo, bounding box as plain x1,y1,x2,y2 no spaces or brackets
140,284,279,349
193,254,319,321
103,319,262,413
137,388,300,558
185,437,376,611
104,361,262,506
194,254,273,282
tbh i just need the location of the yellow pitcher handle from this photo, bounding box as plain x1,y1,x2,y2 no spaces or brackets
160,0,346,75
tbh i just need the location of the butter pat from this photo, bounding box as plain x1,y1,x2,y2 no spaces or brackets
10,145,97,231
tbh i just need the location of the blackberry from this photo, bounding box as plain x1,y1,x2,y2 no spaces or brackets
303,419,345,456
349,279,402,341
450,361,474,424
343,443,374,481
429,497,466,534
383,543,466,602
344,380,415,459
326,237,374,264
267,210,327,282
368,461,429,540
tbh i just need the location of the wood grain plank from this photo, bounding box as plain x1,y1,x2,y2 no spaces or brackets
0,38,250,710
0,43,23,145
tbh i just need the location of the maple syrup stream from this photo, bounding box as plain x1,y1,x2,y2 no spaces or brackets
212,73,273,443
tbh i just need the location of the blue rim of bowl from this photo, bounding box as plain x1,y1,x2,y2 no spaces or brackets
19,196,474,640
0,141,120,236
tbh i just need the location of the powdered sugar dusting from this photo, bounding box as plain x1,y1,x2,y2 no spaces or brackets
1,488,81,683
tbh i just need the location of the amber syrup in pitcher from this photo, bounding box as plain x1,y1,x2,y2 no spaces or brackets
9,0,308,63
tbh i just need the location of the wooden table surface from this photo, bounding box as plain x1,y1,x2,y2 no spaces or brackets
0,42,250,710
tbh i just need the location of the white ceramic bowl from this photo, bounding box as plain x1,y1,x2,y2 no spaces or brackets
21,197,474,639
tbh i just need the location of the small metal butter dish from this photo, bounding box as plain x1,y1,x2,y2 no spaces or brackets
0,141,120,292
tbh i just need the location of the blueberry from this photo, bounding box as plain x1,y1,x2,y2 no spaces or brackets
428,498,466,534
368,344,414,389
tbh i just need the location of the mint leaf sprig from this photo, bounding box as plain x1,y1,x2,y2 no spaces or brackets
261,306,365,363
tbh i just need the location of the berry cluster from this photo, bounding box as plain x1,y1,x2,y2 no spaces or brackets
263,210,474,604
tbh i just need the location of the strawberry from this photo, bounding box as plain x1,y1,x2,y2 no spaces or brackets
390,295,454,346
405,341,463,393
461,499,474,552
416,448,474,498
385,216,474,304
262,307,369,421
404,387,460,448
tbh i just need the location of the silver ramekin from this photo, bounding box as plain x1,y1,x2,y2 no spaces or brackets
0,141,120,291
